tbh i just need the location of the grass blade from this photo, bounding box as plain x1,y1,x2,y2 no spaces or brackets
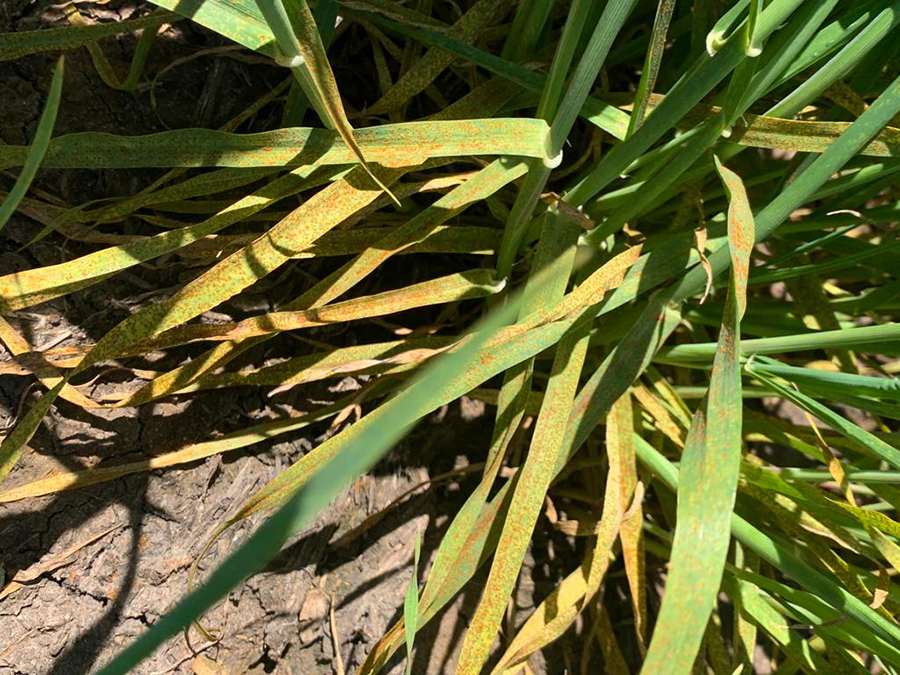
0,119,552,170
657,322,900,364
641,157,753,673
0,11,176,60
627,0,676,136
456,319,593,673
403,532,422,675
365,0,514,115
95,283,524,675
748,369,900,470
0,399,349,503
636,437,900,656
260,0,400,203
0,56,64,232
673,69,900,303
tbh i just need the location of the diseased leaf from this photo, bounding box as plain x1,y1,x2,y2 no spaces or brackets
641,158,754,673
6,4,900,674
0,119,552,170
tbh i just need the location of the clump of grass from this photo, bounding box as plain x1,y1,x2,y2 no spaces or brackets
2,1,900,673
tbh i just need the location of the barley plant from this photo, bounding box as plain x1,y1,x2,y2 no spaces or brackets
2,0,900,672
